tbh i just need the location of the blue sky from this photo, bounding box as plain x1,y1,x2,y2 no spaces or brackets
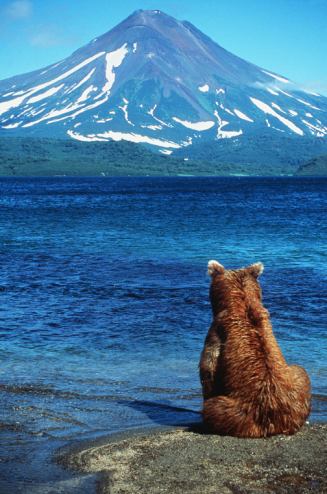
0,0,326,94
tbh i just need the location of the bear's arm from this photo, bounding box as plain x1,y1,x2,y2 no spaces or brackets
199,321,222,400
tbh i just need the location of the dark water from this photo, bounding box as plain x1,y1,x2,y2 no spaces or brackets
0,176,326,493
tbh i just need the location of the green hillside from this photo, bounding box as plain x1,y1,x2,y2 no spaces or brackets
0,136,326,177
0,137,199,176
296,155,327,176
175,133,327,175
0,137,256,176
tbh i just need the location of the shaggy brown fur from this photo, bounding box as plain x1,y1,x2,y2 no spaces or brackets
199,260,311,438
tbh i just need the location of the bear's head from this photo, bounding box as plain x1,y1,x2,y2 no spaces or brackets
207,260,264,317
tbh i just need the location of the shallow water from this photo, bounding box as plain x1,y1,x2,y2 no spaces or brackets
0,176,326,492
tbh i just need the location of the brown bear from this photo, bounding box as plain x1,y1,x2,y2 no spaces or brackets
199,260,311,438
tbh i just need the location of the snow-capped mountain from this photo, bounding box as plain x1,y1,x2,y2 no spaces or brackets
0,9,326,155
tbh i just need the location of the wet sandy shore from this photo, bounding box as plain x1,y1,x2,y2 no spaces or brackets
59,423,326,494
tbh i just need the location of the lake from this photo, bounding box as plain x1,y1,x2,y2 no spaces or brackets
0,176,326,493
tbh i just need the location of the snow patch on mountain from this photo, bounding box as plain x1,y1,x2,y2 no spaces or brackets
262,70,290,83
198,84,209,93
67,69,96,93
68,129,182,148
96,117,113,124
296,97,321,110
27,84,64,104
301,119,327,137
2,121,22,129
0,52,104,117
119,98,134,126
266,87,279,96
214,110,243,139
142,124,162,130
148,105,171,128
0,94,26,116
172,117,215,131
103,44,129,93
233,109,254,122
29,52,105,96
271,102,286,114
250,97,304,135
278,90,321,111
218,104,234,116
22,94,108,127
76,85,97,104
67,130,106,142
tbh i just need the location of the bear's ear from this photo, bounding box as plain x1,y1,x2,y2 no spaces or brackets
247,262,264,278
207,260,225,277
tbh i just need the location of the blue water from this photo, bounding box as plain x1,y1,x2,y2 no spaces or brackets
0,177,326,493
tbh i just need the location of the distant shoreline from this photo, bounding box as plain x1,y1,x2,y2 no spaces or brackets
58,423,327,494
0,174,326,179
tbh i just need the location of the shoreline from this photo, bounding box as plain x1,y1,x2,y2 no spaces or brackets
58,422,327,494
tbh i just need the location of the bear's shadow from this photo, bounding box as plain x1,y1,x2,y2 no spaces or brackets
117,398,203,432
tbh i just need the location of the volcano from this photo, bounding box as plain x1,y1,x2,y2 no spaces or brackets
0,9,326,157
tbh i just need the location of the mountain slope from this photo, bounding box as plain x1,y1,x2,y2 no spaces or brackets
296,155,327,176
0,9,326,160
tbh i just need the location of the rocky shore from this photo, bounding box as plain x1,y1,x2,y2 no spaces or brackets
59,423,326,494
